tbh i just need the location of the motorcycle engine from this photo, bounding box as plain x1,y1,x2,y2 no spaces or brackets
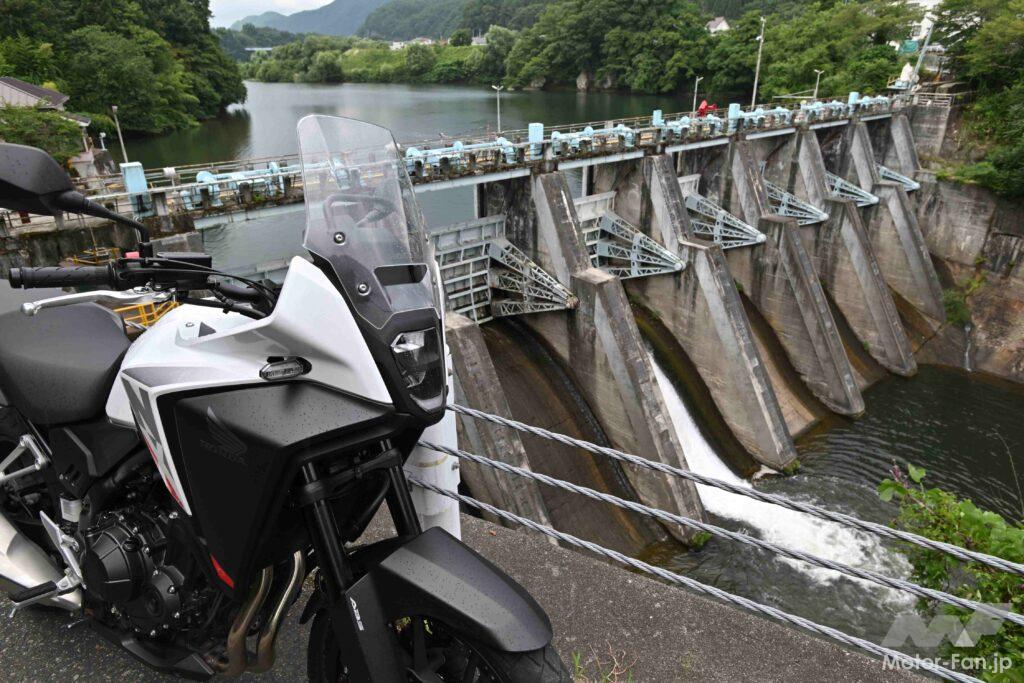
81,508,205,636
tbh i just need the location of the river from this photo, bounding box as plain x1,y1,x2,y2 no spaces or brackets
14,81,1024,650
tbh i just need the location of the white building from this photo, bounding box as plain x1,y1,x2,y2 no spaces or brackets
705,17,730,34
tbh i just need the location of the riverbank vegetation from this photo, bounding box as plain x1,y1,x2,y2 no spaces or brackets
243,0,912,102
934,0,1024,198
0,0,244,135
880,465,1023,679
0,107,84,164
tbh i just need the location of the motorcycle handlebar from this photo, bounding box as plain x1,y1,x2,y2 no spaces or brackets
9,265,114,289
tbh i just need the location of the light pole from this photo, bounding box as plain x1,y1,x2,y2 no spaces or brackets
692,75,704,113
491,85,504,133
813,69,825,99
750,16,767,108
99,132,107,151
110,105,128,164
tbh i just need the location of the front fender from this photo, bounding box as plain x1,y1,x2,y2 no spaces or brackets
370,526,553,653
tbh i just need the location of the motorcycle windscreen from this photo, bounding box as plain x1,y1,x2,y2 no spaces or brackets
297,114,438,331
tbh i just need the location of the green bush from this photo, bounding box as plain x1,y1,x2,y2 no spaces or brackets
449,28,472,46
943,289,971,328
879,466,1024,680
0,106,84,165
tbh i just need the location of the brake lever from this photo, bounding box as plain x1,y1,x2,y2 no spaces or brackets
21,288,172,317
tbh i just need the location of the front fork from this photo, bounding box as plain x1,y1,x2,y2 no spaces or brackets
301,461,423,682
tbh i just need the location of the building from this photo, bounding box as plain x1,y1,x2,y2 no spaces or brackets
0,76,98,177
705,17,730,34
390,41,407,50
471,35,487,46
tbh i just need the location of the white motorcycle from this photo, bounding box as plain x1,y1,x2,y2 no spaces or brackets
0,115,568,681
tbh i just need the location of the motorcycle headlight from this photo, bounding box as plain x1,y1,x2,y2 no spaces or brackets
390,328,443,403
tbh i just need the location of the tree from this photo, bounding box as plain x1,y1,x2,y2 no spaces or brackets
61,26,196,134
477,25,517,82
308,50,345,82
0,106,83,165
449,28,472,46
405,43,437,76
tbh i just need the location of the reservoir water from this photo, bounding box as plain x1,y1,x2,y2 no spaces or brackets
17,80,1022,648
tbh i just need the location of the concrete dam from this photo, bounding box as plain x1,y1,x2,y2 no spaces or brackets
7,95,1018,559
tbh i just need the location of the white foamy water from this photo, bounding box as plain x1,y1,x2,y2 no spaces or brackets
647,352,914,605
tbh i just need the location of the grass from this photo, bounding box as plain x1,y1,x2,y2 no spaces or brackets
572,645,637,682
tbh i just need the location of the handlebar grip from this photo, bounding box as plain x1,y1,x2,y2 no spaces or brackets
9,265,113,289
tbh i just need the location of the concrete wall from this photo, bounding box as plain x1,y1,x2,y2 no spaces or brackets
519,172,707,535
724,139,864,415
446,313,554,529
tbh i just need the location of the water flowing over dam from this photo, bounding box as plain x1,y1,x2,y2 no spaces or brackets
646,350,918,642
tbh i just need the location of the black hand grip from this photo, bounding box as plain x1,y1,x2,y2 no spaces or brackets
9,580,57,603
9,265,112,289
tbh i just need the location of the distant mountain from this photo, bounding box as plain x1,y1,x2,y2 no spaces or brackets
228,11,289,30
229,0,390,35
359,0,467,41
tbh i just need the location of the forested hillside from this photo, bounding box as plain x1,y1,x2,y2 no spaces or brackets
230,0,389,37
0,0,245,134
216,25,303,61
359,0,467,41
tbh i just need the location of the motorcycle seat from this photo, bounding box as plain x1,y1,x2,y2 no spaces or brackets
0,303,130,425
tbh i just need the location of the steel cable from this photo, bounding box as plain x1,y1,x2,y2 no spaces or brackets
449,403,1024,577
407,476,981,683
419,440,1024,629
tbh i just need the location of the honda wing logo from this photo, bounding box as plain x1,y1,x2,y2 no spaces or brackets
200,407,247,463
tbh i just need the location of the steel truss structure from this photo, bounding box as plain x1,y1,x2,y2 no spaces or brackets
876,164,921,192
581,212,684,279
826,172,879,207
763,179,830,225
429,215,575,323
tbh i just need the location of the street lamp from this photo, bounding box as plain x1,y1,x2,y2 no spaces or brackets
692,75,704,113
813,69,825,99
110,105,128,164
751,16,767,108
491,85,504,133
98,132,107,151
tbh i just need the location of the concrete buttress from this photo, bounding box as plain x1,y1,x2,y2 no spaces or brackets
725,140,864,415
846,121,945,322
523,172,707,535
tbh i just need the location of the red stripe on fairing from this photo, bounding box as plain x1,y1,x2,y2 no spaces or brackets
141,432,185,509
210,554,235,588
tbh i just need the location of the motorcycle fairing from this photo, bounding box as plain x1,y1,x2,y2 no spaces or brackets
107,258,396,592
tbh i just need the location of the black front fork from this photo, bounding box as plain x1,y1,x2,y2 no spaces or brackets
300,460,422,682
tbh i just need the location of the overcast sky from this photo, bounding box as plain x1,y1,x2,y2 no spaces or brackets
210,0,327,27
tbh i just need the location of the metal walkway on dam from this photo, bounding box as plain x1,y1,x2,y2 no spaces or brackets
4,90,1015,681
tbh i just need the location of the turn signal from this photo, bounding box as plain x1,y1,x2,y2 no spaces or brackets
260,357,309,381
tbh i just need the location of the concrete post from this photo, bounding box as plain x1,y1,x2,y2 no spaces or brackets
845,122,945,322
445,313,555,531
726,140,864,415
152,190,173,234
795,128,918,375
524,172,707,536
887,113,922,178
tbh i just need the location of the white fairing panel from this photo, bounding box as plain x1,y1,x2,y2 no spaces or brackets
106,257,392,515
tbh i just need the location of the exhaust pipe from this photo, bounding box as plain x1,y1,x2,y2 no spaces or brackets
252,551,306,673
0,509,80,611
221,565,273,676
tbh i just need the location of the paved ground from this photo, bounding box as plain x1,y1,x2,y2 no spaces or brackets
0,513,924,682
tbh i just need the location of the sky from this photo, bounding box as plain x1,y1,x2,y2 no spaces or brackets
210,0,328,27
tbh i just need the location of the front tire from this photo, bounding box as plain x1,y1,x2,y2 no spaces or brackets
307,609,570,682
